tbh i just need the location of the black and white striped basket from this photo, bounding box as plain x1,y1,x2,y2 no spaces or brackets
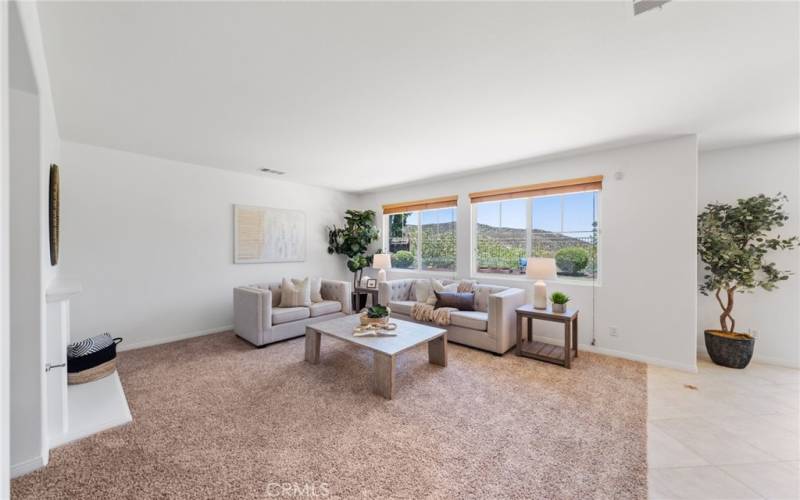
67,333,122,385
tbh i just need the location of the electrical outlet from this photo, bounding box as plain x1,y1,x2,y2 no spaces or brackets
608,326,619,338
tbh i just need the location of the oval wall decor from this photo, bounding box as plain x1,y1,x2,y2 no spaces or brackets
49,164,60,266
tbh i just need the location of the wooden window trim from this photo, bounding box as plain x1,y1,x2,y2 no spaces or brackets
382,195,458,215
469,176,603,204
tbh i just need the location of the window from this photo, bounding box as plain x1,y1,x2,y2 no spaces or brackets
383,196,457,272
471,177,600,280
388,212,418,269
475,199,527,274
420,208,456,271
531,192,598,278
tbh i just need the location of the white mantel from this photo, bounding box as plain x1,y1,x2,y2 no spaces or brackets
46,279,83,303
44,278,131,449
45,279,83,446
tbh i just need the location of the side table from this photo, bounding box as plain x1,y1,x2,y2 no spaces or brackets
515,304,579,368
352,287,379,312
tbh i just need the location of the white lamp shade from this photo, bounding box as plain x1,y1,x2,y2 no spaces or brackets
372,253,392,270
526,257,557,280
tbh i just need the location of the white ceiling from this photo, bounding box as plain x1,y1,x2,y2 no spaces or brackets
38,1,799,192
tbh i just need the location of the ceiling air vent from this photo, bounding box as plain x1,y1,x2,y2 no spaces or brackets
633,0,671,16
259,168,286,175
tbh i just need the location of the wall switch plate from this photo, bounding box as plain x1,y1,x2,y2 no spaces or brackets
608,326,619,337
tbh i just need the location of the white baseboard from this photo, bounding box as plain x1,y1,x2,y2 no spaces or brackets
118,325,232,352
10,455,45,479
530,335,698,372
696,345,799,369
586,344,697,372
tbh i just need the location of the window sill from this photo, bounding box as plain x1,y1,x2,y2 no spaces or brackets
388,269,457,278
386,269,600,287
471,272,602,288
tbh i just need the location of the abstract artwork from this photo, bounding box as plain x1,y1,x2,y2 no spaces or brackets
234,205,306,263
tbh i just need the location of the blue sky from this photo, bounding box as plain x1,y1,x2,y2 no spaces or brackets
475,192,596,232
394,191,597,233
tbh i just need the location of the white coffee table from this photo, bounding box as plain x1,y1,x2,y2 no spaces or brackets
304,315,448,399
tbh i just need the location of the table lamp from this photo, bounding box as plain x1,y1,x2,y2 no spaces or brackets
526,257,556,309
372,253,392,282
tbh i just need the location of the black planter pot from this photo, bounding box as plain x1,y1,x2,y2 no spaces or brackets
704,330,755,369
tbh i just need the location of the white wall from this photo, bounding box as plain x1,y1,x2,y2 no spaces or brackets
9,86,45,480
358,136,699,371
698,139,800,368
59,142,357,350
8,0,62,479
0,0,9,494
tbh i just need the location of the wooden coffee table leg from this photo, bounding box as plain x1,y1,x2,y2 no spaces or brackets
428,333,447,367
304,328,320,364
516,314,523,355
373,352,395,399
563,321,571,369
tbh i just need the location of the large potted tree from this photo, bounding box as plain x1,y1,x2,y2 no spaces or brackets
698,193,797,368
327,209,380,289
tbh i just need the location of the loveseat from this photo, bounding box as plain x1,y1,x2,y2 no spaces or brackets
378,279,526,354
234,279,351,347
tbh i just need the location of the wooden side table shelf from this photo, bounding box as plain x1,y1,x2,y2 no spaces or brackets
515,304,579,368
352,288,379,312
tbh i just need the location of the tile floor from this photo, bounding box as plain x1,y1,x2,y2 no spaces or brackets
648,359,800,499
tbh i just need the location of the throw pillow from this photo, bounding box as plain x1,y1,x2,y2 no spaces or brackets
428,280,458,306
414,279,434,304
310,277,323,303
432,280,458,293
279,277,311,307
434,291,475,311
457,279,477,293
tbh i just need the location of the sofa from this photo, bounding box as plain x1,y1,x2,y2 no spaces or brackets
234,279,352,347
378,279,526,354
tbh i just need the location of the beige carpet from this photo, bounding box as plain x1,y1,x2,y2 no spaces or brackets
12,331,647,499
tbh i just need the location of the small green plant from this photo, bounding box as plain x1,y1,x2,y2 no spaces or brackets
555,247,590,274
550,291,570,305
366,304,390,318
392,250,415,269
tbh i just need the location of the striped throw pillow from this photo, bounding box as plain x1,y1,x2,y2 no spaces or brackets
279,277,311,307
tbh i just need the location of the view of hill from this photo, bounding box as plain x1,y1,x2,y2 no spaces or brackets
389,221,596,275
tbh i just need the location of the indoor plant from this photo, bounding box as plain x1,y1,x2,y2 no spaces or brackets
360,304,391,326
550,291,570,313
327,210,380,289
698,193,797,368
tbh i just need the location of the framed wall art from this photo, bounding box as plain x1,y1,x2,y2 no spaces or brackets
234,205,306,264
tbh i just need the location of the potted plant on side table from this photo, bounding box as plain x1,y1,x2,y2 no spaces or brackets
550,291,570,313
698,193,798,369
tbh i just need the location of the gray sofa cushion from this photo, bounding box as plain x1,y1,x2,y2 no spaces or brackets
272,306,310,325
309,300,342,317
388,280,411,301
449,311,489,332
388,300,416,316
